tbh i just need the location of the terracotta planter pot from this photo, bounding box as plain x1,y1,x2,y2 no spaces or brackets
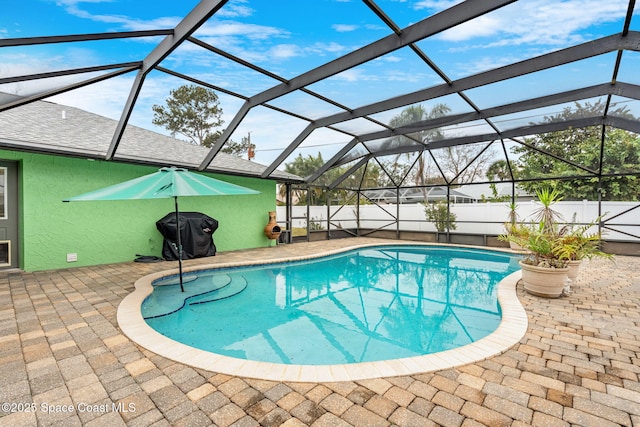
567,259,583,283
519,260,569,298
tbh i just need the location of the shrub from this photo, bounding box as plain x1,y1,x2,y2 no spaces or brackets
423,201,457,233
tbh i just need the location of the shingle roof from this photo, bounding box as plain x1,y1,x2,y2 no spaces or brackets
0,94,300,181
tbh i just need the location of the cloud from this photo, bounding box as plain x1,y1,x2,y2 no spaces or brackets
216,1,254,18
379,55,403,63
267,44,301,60
413,0,463,12
332,24,359,32
54,0,173,30
52,0,260,35
307,42,348,55
434,0,629,46
332,68,380,83
332,68,363,82
437,15,502,42
0,48,99,78
194,21,288,42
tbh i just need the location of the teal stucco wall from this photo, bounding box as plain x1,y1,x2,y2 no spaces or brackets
1,150,278,271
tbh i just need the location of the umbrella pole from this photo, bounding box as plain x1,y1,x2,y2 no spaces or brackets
175,196,184,292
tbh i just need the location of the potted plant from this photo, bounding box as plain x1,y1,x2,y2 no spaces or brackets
501,186,612,297
503,201,527,250
504,222,571,297
500,186,567,297
553,220,613,282
531,186,564,234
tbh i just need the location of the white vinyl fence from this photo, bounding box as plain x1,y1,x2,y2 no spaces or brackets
278,201,640,241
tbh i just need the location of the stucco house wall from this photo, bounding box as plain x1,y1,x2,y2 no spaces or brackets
0,95,298,272
1,149,277,272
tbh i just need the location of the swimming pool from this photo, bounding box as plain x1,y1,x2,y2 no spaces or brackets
118,242,528,381
143,245,519,365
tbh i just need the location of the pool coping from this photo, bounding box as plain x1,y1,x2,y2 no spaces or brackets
117,242,528,382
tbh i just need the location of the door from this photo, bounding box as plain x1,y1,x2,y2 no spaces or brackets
0,161,19,269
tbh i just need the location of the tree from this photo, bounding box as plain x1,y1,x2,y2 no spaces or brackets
385,104,450,188
282,153,326,205
219,133,254,158
152,85,224,148
281,152,382,206
512,101,640,200
384,104,495,188
433,143,495,184
423,201,457,232
486,159,514,181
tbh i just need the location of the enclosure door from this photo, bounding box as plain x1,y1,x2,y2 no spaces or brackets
0,161,19,269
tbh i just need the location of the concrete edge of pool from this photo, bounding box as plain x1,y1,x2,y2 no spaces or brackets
117,242,529,383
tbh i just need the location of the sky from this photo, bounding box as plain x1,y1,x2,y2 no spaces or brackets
1,0,638,167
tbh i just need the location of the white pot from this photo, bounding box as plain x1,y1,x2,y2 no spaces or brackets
509,241,525,251
567,259,583,282
519,260,569,298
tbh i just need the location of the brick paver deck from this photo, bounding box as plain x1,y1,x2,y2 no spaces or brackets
1,238,639,426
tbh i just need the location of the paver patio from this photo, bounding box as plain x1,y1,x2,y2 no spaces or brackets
1,238,639,426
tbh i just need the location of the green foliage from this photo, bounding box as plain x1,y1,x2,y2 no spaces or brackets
553,222,612,261
308,216,325,231
479,183,511,203
282,152,382,206
152,85,224,148
283,153,326,205
502,201,522,236
423,201,457,233
486,159,515,181
285,153,326,178
499,187,612,268
512,101,640,201
218,134,253,157
532,186,563,234
519,224,569,268
383,103,495,187
384,104,448,188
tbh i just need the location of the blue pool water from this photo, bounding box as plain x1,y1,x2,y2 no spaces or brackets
143,245,521,365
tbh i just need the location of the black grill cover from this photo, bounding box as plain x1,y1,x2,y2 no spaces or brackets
156,212,218,261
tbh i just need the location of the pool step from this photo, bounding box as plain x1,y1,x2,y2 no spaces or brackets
189,275,248,306
142,274,232,319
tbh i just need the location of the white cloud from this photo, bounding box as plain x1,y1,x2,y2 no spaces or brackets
413,0,463,12
307,42,348,55
195,21,288,41
332,68,380,83
0,48,100,79
380,55,403,63
267,44,301,60
216,1,254,18
49,75,136,121
52,0,258,35
437,15,502,42
333,69,363,82
436,0,629,46
332,24,358,32
55,0,175,30
364,23,387,31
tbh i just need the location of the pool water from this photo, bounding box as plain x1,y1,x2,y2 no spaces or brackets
143,245,521,365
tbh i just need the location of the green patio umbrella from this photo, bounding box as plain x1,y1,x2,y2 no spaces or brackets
64,166,260,291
